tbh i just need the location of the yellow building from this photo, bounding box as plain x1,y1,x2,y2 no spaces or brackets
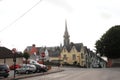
61,43,86,67
60,22,86,67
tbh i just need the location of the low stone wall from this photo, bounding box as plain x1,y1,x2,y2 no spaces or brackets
112,58,120,67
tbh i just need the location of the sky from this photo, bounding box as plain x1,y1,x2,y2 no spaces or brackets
0,0,120,52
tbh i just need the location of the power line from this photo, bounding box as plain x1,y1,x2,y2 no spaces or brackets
0,0,42,32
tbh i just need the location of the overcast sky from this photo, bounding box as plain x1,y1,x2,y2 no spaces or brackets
0,0,120,51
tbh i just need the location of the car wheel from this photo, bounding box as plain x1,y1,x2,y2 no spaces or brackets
4,75,8,78
36,69,40,73
43,69,47,72
15,71,18,74
26,71,29,74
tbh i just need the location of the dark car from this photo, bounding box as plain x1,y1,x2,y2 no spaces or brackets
32,64,47,73
0,64,10,78
39,64,48,72
33,64,41,73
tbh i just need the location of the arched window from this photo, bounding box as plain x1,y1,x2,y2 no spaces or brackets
81,53,84,59
63,54,67,60
72,54,76,60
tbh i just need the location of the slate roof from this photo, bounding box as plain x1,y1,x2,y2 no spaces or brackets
25,46,61,57
0,47,23,59
63,42,83,52
48,47,61,57
38,47,61,57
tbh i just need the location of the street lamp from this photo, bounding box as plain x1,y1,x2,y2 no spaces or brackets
12,48,16,80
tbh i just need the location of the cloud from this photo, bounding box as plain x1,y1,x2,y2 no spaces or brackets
44,0,73,13
101,12,111,19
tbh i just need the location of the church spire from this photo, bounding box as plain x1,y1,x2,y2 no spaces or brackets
64,20,70,46
65,20,69,36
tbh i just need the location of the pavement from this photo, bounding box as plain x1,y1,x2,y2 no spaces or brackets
3,67,64,80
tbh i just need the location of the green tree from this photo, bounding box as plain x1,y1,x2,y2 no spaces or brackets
23,52,30,64
95,25,120,59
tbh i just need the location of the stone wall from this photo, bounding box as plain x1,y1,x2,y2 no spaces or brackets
112,58,120,67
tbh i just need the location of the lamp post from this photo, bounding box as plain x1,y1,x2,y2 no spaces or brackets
12,48,16,80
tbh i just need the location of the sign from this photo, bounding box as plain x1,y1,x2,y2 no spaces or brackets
12,48,16,54
12,48,16,62
41,52,45,57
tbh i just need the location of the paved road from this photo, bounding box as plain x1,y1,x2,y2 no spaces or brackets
20,67,120,80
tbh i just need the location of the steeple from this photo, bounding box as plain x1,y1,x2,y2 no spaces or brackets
63,20,70,46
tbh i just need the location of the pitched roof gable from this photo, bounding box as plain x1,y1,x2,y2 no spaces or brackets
63,42,83,52
74,43,83,52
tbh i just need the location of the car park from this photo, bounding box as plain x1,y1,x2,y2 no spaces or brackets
0,64,10,78
15,64,36,74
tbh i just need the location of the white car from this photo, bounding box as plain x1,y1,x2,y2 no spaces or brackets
29,59,48,72
15,64,36,74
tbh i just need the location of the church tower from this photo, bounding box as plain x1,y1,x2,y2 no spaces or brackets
63,20,70,46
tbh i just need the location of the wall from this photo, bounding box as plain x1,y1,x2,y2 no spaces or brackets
0,57,23,66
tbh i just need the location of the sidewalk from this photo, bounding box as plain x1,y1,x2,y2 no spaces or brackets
5,67,64,80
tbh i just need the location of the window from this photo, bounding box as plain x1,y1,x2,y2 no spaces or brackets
63,55,67,60
81,53,84,59
72,54,76,60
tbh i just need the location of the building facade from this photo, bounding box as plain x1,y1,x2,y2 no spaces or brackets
60,21,107,68
0,47,23,66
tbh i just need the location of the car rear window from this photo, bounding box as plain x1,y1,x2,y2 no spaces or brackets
0,65,8,69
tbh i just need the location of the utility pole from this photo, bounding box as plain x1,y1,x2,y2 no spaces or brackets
12,48,17,80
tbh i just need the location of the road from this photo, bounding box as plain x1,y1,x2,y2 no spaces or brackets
20,67,120,80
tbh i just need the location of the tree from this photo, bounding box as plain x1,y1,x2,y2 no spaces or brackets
95,25,120,59
23,52,30,64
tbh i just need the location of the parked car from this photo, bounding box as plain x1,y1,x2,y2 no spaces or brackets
33,64,42,73
32,63,48,73
9,64,21,70
38,64,48,72
29,59,48,72
15,64,36,74
0,64,10,78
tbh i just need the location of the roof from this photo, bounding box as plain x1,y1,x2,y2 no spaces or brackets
0,47,23,59
63,42,83,52
46,47,61,57
25,46,61,57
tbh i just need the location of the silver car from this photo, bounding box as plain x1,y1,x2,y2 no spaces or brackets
15,64,36,74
